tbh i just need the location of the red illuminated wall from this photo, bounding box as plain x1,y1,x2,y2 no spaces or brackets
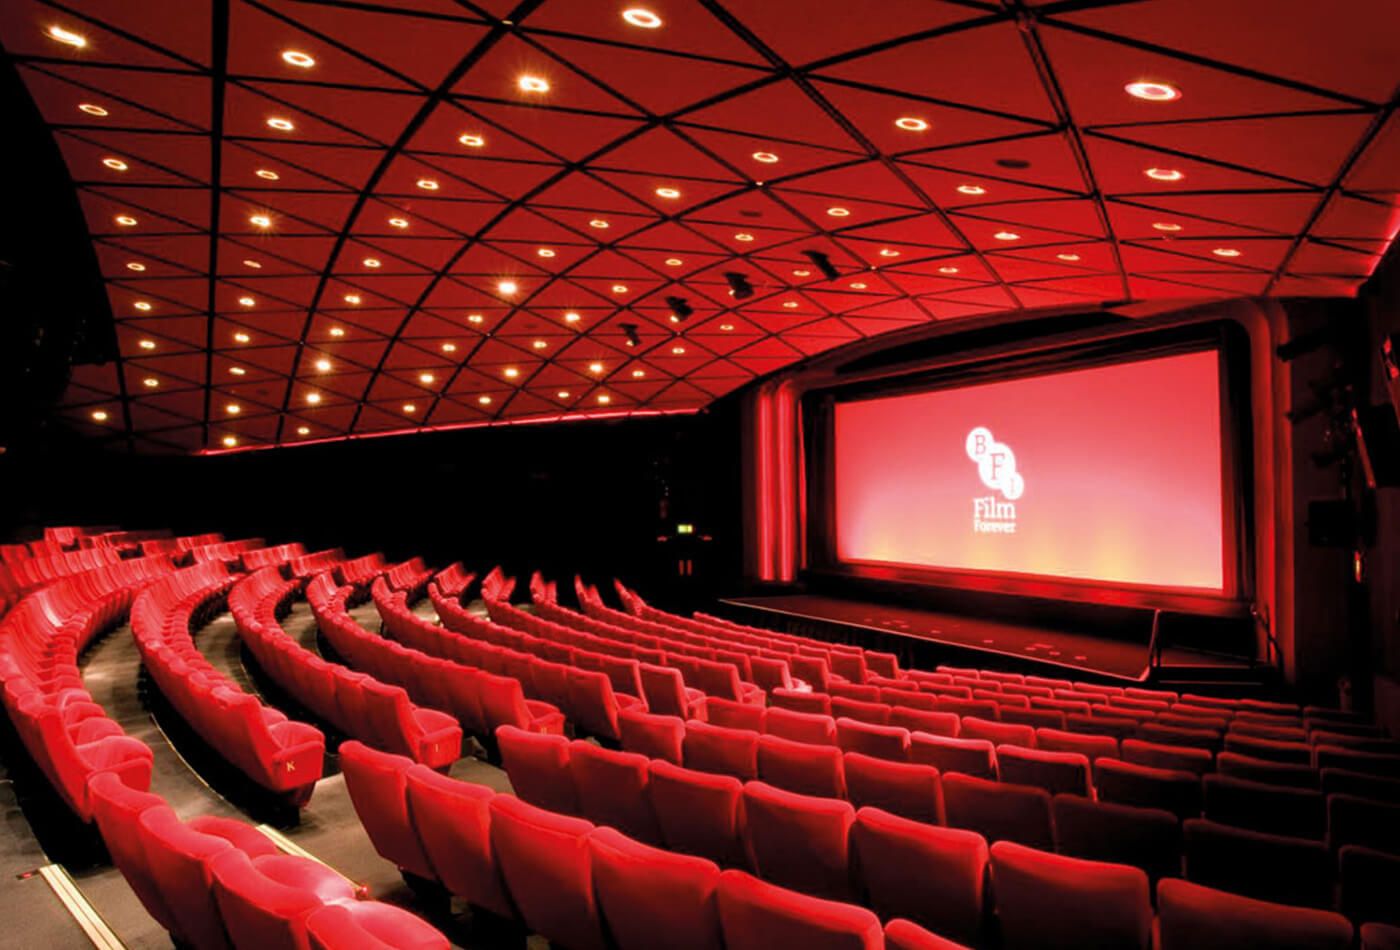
833,350,1227,592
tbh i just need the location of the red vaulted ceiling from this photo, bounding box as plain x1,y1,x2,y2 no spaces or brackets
3,0,1399,453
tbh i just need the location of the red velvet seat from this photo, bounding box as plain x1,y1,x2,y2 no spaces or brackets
1316,745,1400,778
942,773,1054,849
990,841,1151,950
87,772,178,934
1217,751,1318,788
995,744,1091,797
1223,733,1313,765
1328,793,1400,853
1156,878,1353,950
707,696,769,732
694,659,764,706
305,902,448,950
909,733,996,780
757,733,847,798
339,740,436,880
742,781,857,900
889,707,960,737
765,706,838,746
715,869,882,950
1340,845,1400,926
358,679,461,767
588,826,724,950
1050,793,1182,882
1321,766,1400,800
618,707,685,764
496,724,578,815
1035,727,1118,760
1139,721,1221,753
843,752,944,825
771,688,834,717
1121,737,1213,776
638,663,706,720
836,718,910,762
647,759,747,866
1202,773,1326,838
567,667,643,742
883,918,973,950
684,721,759,781
1183,817,1335,908
209,850,355,950
478,673,565,736
488,794,607,950
851,806,987,947
402,765,512,917
830,696,892,725
961,716,1035,748
570,740,662,844
1094,758,1202,820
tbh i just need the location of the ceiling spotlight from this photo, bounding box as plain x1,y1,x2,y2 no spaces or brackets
655,186,681,199
621,323,642,348
622,8,662,28
115,214,138,227
249,214,271,228
138,339,156,350
226,403,241,415
589,218,610,229
827,206,851,217
631,369,646,377
803,249,841,282
735,233,755,242
537,247,556,258
388,217,409,229
478,395,492,405
671,346,686,355
143,377,159,388
793,269,811,277
243,259,262,269
1145,167,1184,182
783,300,799,309
329,326,346,336
467,314,484,324
849,281,867,290
518,75,549,93
589,362,604,374
895,116,929,132
297,426,310,436
1152,222,1182,232
306,392,322,404
126,261,146,271
222,436,238,448
442,342,457,353
403,403,417,413
78,103,108,116
134,301,152,311
498,279,519,295
357,257,381,269
1057,253,1081,262
266,117,294,131
419,372,435,384
752,151,780,164
504,367,520,379
281,50,315,68
993,231,1021,241
255,168,280,180
91,410,109,422
532,339,547,349
47,25,87,48
416,178,440,190
665,295,694,321
458,133,485,148
230,366,246,376
665,257,683,266
1125,80,1181,102
879,248,900,258
724,271,755,300
315,359,332,372
956,184,987,196
597,394,611,405
564,311,581,324
103,157,128,171
234,332,251,343
344,293,362,305
720,323,734,331
238,296,255,307
938,265,960,274
669,315,681,323
557,390,571,399
1212,247,1242,258
612,284,629,294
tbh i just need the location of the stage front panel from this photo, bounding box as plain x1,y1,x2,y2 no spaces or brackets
833,349,1225,592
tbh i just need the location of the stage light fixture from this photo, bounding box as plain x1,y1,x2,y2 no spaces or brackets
664,296,694,321
620,323,642,348
723,272,755,300
803,249,841,282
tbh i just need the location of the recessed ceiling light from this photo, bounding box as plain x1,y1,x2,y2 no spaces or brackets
238,296,255,308
479,395,493,405
1212,247,1242,257
612,284,628,294
243,259,262,269
793,269,811,277
297,426,311,436
669,315,681,323
403,403,417,413
467,314,484,324
315,359,332,372
249,214,271,228
895,117,929,132
589,218,610,229
416,178,440,191
255,168,280,180
752,151,780,164
665,257,683,266
938,266,960,274
537,248,556,258
498,279,519,295
879,248,900,258
735,232,755,242
306,391,322,404
504,367,519,379
956,184,987,196
281,50,315,68
1153,222,1183,232
1057,253,1081,262
1125,80,1181,102
655,187,681,199
143,377,159,388
419,372,435,384
226,403,241,415
993,231,1020,241
103,157,128,171
115,214,138,227
589,362,604,374
783,300,799,309
827,207,852,218
850,281,867,290
557,390,571,399
222,436,238,448
138,339,156,350
1145,167,1184,182
720,323,734,331
363,257,381,268
671,346,686,355
126,261,146,271
518,75,549,93
266,117,294,131
230,366,247,376
564,311,581,323
532,340,547,349
631,369,646,378
388,217,409,229
458,133,485,148
344,293,362,305
78,103,108,117
597,393,611,405
622,8,662,28
134,301,152,311
329,326,346,337
91,410,108,422
47,25,87,48
234,332,251,343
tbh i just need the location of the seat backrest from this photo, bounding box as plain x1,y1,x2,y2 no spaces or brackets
1327,793,1400,854
715,869,882,950
1202,773,1326,839
889,707,960,738
756,733,847,799
1035,727,1118,761
1338,844,1400,927
640,665,689,717
995,744,1091,798
208,850,324,950
1183,818,1335,909
339,740,435,879
618,708,685,765
647,759,746,866
304,903,448,950
587,826,723,950
1093,758,1202,820
770,688,833,717
942,773,1054,850
1155,878,1353,950
683,721,759,782
851,806,987,948
741,780,857,901
835,718,910,762
706,696,768,732
830,696,892,725
961,717,1035,748
402,765,512,918
909,732,996,780
1051,794,1181,882
1121,738,1214,776
570,741,662,844
842,751,944,825
765,706,837,746
496,724,578,815
990,840,1151,950
567,668,626,742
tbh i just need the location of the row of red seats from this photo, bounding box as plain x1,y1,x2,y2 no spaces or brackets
286,549,346,579
431,562,474,598
499,725,1400,941
240,543,307,573
0,545,128,612
188,539,267,564
0,556,174,818
138,533,226,557
130,562,326,805
384,557,432,601
339,738,960,950
334,552,386,589
230,569,462,769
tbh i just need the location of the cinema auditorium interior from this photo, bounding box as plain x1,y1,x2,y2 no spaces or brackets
4,2,1400,948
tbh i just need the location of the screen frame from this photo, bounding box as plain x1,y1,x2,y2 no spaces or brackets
803,321,1253,614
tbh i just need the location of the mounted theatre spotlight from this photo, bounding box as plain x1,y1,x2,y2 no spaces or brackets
664,296,694,321
803,249,841,282
723,272,755,300
620,323,642,348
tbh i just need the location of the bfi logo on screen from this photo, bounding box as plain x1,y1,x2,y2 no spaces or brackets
966,427,1023,534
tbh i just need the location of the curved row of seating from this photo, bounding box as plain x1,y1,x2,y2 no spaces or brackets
0,545,129,615
130,561,326,805
339,738,961,950
0,556,172,819
229,568,462,769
